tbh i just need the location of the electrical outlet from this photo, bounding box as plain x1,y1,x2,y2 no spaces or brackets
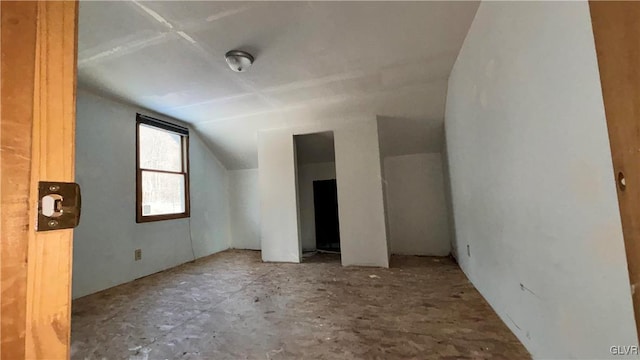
134,249,142,261
467,244,471,257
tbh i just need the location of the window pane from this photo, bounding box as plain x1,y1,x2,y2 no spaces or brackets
141,171,186,216
139,124,183,172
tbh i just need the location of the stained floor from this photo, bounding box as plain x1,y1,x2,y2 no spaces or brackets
71,250,529,359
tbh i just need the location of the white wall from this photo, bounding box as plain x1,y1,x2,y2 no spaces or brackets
445,2,637,358
258,128,301,263
334,121,389,267
297,162,337,251
441,142,458,259
73,89,230,299
229,169,261,250
384,153,450,256
378,139,393,260
258,119,389,267
189,130,231,256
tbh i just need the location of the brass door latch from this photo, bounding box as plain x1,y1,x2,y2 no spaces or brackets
37,181,81,231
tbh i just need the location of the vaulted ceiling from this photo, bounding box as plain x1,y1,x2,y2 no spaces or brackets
78,1,479,169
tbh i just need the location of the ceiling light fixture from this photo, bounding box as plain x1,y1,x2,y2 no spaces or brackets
225,50,254,72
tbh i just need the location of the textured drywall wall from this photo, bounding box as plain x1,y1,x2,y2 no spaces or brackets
73,89,230,299
334,121,389,267
297,162,337,251
258,119,389,266
229,169,261,250
441,140,457,259
189,130,232,256
445,1,637,358
258,128,301,263
384,153,450,256
378,126,393,261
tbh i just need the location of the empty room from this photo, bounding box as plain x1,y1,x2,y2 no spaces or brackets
2,1,640,359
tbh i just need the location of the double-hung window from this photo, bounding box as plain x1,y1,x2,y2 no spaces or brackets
136,114,190,222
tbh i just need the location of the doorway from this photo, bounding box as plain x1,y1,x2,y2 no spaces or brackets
293,131,340,258
313,179,341,252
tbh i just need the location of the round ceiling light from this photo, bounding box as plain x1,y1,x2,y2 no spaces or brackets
225,50,254,72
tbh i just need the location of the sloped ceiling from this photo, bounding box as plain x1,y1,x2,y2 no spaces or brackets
377,116,444,158
78,1,479,169
295,131,335,165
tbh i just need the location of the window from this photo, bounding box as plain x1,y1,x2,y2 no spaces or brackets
136,114,190,222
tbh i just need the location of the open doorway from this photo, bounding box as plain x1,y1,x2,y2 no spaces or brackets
313,179,340,252
294,131,340,260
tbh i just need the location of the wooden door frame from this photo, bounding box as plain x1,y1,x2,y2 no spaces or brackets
590,1,640,341
1,1,78,358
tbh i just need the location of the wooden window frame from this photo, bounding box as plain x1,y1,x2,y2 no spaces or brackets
135,113,190,223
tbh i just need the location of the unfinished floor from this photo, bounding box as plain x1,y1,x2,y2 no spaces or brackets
71,250,529,359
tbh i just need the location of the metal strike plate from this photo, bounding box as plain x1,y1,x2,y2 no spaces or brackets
37,181,81,231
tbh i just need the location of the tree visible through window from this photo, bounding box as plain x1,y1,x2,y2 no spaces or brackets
136,114,190,222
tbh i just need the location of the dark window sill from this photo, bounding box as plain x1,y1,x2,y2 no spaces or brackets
136,212,190,223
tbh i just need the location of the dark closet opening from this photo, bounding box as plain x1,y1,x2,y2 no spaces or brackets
313,179,340,252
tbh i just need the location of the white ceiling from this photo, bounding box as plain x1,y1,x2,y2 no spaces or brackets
78,1,479,169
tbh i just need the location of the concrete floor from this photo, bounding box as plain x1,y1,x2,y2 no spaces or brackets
71,250,529,359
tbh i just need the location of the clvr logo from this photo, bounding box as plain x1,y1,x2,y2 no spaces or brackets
610,345,639,356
